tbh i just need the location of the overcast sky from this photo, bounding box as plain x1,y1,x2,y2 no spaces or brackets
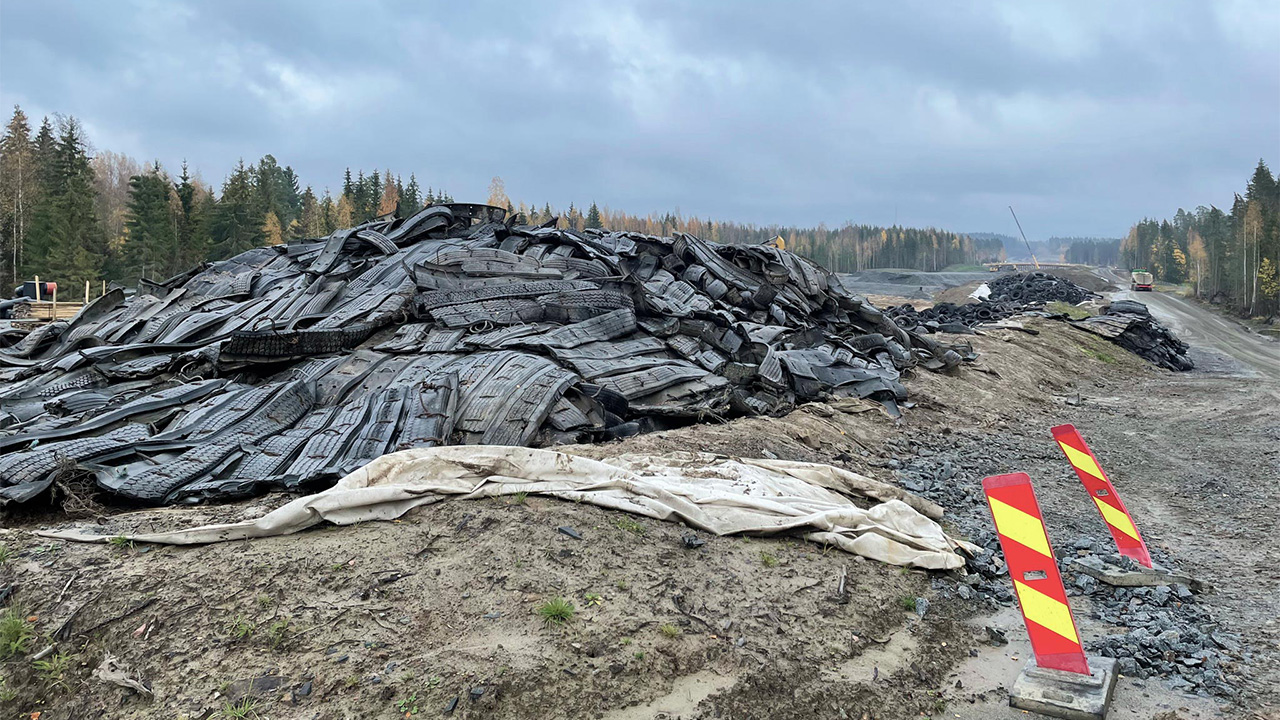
2,1,1277,238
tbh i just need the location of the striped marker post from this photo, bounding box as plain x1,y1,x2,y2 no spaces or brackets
983,473,1090,676
1051,424,1152,569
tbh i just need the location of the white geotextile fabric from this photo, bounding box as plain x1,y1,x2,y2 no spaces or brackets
38,446,971,569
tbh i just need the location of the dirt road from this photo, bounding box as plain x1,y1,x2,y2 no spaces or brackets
1102,268,1279,379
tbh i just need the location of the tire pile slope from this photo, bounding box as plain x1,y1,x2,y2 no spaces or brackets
0,205,970,506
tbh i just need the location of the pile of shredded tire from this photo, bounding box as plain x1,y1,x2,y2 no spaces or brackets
0,204,975,507
885,272,1193,371
886,271,1095,331
1070,300,1194,371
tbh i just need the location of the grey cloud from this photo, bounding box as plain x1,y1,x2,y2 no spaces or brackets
1,0,1276,237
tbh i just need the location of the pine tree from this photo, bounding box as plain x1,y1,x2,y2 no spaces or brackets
585,202,602,229
0,105,36,283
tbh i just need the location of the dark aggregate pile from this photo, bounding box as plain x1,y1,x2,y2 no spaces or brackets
0,204,974,507
1076,552,1242,696
877,432,1240,698
1071,300,1194,372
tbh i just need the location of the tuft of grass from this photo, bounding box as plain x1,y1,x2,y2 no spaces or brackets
33,651,73,691
1082,346,1118,364
224,614,255,641
633,651,645,660
535,597,576,626
1045,301,1092,320
344,673,361,689
0,607,35,659
0,673,16,702
615,580,629,591
759,551,779,568
659,623,681,638
508,491,528,506
620,637,632,646
267,617,291,648
221,697,261,719
584,593,603,607
108,535,135,550
256,594,273,609
0,544,10,564
615,517,646,535
899,595,918,612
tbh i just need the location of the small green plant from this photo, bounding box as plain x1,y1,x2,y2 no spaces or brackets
620,637,632,646
615,580,629,591
224,614,255,641
659,623,681,638
0,544,10,564
584,593,603,607
221,697,261,719
33,651,73,690
344,673,361,688
267,617,290,648
108,535,135,550
1045,301,1092,320
1081,346,1118,364
615,517,646,535
396,692,420,715
425,674,442,687
759,551,779,568
899,595,918,612
0,607,35,659
535,597,576,626
508,491,528,505
256,594,273,609
0,673,17,702
633,651,645,659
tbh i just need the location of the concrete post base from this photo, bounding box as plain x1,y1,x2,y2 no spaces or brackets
1009,655,1117,720
1070,555,1204,591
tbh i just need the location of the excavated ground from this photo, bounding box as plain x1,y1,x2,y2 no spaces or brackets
1,318,1276,720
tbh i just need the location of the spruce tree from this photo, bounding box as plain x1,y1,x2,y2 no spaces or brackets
26,117,104,289
210,159,261,260
586,202,602,229
123,162,176,280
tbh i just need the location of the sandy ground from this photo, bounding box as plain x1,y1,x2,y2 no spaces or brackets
2,292,1277,719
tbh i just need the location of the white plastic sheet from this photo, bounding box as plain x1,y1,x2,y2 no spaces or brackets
38,446,972,569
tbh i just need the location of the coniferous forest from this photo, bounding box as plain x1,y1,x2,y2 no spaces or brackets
0,106,1003,296
1121,160,1279,317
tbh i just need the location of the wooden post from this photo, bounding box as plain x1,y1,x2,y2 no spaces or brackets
101,280,106,297
33,275,40,302
85,280,90,304
52,284,57,321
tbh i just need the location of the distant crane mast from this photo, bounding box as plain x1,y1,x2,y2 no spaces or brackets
1008,206,1040,270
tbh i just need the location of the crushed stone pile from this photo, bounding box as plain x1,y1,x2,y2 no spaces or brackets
1071,300,1194,371
0,204,974,507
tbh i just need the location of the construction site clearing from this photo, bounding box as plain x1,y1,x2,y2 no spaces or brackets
0,206,1276,720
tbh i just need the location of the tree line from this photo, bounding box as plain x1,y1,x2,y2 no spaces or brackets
486,178,1005,273
1121,160,1279,317
0,104,1002,297
1060,237,1122,266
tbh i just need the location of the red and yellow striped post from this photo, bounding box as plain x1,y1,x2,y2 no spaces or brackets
983,473,1090,675
1051,424,1152,568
